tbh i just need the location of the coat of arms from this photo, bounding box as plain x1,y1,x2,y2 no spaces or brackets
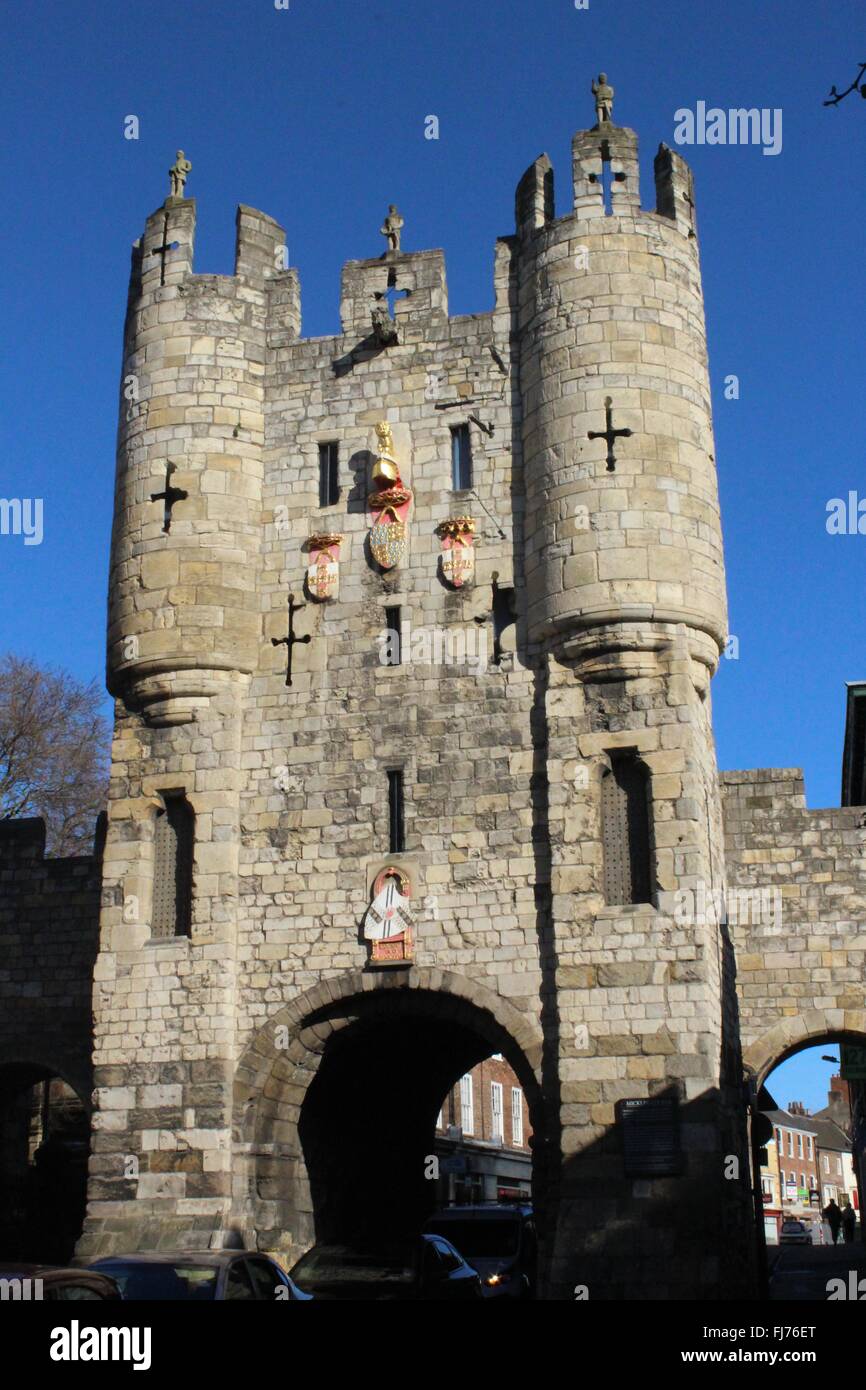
436,516,476,588
306,533,343,602
369,422,412,571
363,866,415,965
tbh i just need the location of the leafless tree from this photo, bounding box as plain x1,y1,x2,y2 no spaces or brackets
0,654,110,856
824,61,866,107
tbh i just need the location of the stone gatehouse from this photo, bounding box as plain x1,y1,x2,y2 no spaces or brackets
1,95,864,1300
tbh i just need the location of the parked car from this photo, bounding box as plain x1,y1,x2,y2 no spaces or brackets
86,1251,311,1300
779,1219,811,1246
424,1203,537,1299
288,1234,483,1300
0,1263,120,1301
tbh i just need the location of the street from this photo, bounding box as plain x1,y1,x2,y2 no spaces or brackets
768,1241,866,1301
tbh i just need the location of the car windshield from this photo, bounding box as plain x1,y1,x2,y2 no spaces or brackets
94,1262,218,1300
782,1222,804,1232
292,1248,414,1285
426,1220,519,1258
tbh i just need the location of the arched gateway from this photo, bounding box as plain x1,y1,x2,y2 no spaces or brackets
231,970,547,1264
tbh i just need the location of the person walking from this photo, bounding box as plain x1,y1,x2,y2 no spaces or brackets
842,1204,857,1243
823,1198,843,1244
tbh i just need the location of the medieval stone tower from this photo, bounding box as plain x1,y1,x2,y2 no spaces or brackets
80,90,758,1299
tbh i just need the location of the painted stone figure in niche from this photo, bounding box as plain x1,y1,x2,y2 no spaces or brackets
363,866,415,964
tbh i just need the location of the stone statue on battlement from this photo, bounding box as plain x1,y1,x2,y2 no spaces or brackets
169,150,192,199
592,73,614,126
380,205,404,254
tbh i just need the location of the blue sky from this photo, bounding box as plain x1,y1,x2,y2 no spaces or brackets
768,1045,845,1116
0,0,863,818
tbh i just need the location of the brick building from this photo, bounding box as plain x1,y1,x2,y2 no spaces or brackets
434,1054,532,1204
765,1105,820,1238
759,1084,861,1244
758,1110,784,1245
813,1070,864,1220
811,1116,857,1213
767,1106,817,1239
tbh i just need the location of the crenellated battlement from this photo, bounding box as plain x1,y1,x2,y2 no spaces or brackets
515,125,697,242
109,106,722,730
340,249,449,343
131,198,290,296
128,198,490,346
126,108,700,366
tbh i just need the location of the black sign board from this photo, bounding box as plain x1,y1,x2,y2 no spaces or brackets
841,1044,866,1081
618,1097,683,1177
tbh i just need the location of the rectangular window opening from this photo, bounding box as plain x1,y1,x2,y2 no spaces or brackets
600,753,653,906
152,791,194,939
460,1074,474,1135
511,1087,524,1147
384,606,401,667
318,441,339,507
388,769,405,853
490,1082,503,1144
450,424,473,491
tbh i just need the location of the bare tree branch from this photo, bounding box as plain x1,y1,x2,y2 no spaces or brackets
824,62,866,106
0,654,110,856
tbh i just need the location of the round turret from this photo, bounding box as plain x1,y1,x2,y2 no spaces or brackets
516,123,727,683
107,195,289,725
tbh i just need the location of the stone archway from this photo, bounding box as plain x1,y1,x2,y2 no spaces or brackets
743,1009,866,1089
743,1009,866,1276
231,968,546,1265
0,1061,92,1263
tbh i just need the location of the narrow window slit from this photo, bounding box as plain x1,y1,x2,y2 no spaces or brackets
388,770,405,853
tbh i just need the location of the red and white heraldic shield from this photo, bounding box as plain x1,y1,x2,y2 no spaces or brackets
363,867,415,942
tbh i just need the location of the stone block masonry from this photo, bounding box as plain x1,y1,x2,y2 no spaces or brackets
2,91,861,1300
722,769,866,1081
0,819,101,1104
81,101,755,1298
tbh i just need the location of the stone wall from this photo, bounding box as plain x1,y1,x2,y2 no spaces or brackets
722,768,866,1078
0,818,100,1102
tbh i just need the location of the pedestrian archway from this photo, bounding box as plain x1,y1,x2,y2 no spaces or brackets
747,1020,866,1297
0,1062,91,1263
232,969,548,1267
744,1010,866,1089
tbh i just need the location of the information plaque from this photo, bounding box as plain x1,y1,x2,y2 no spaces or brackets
618,1097,683,1177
